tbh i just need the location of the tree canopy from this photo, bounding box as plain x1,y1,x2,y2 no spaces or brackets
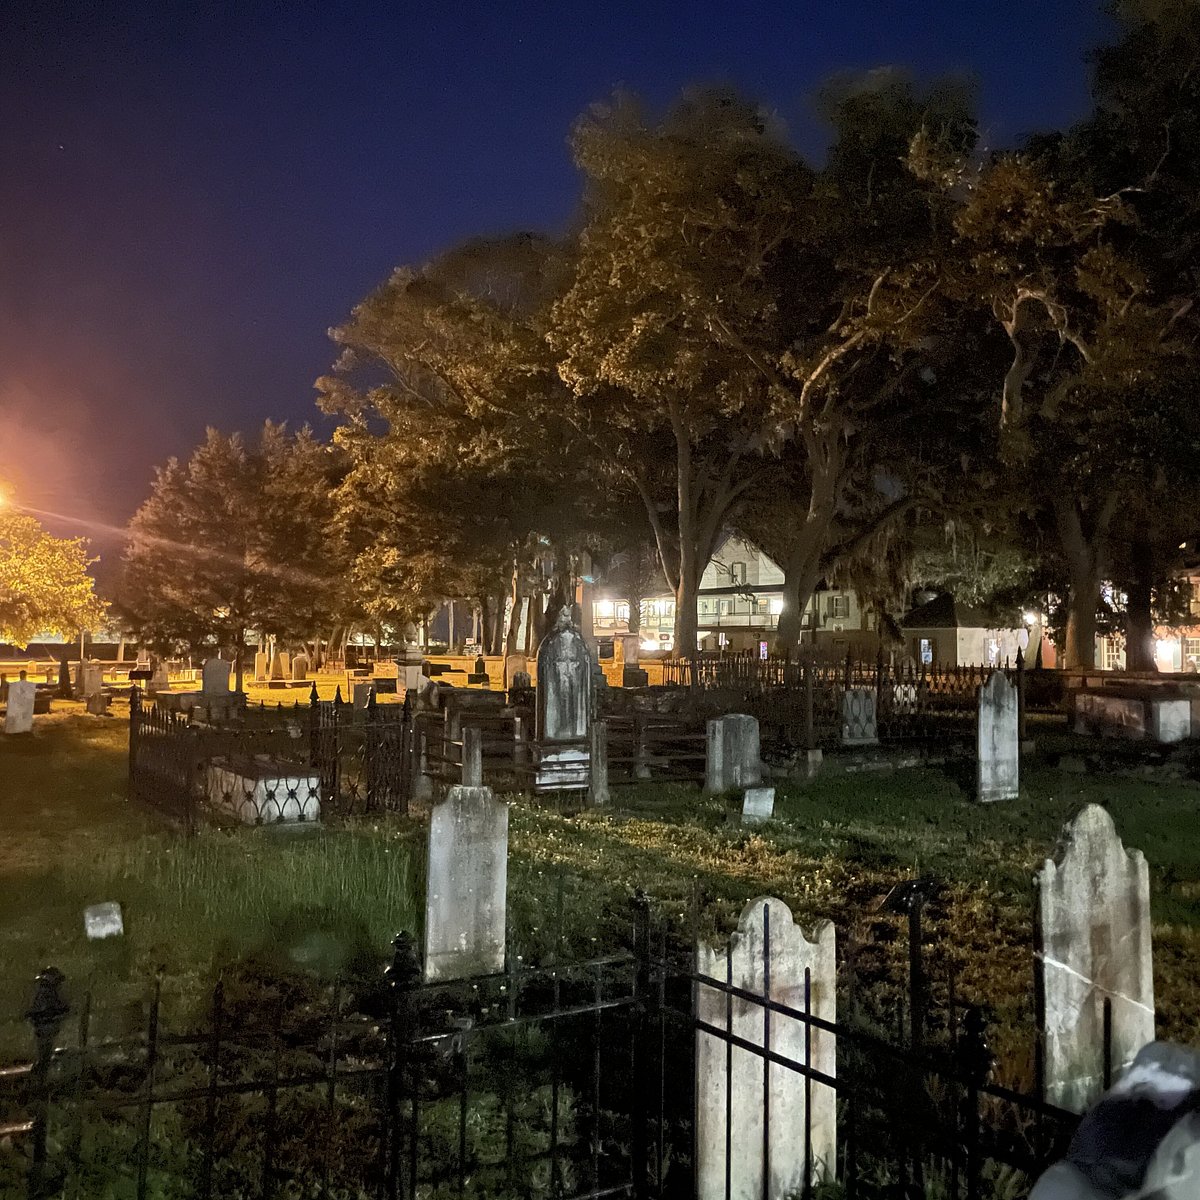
0,513,107,648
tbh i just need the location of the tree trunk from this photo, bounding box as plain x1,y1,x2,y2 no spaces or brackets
490,592,507,656
234,635,245,694
477,596,493,655
506,558,523,654
1054,495,1116,672
1125,539,1156,673
627,584,642,635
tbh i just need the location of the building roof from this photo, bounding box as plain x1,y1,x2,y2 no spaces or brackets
900,593,1001,630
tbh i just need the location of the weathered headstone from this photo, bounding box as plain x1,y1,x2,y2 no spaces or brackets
741,786,775,826
589,718,610,806
83,902,124,940
503,652,528,690
269,650,289,682
536,608,592,789
86,692,109,716
78,660,103,699
841,688,878,746
352,680,374,711
705,714,761,793
253,650,269,682
977,670,1019,802
461,724,484,787
424,785,508,981
202,657,231,697
1036,805,1155,1113
291,652,309,682
4,678,36,734
697,897,837,1200
148,662,169,695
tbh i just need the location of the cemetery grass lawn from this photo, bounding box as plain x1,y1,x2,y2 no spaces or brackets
505,762,1200,1088
0,707,422,1040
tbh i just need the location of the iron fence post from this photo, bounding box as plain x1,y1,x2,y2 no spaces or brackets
959,1005,993,1200
366,689,380,810
630,891,654,1200
127,686,140,800
804,659,815,752
1016,647,1027,742
384,933,421,1200
26,967,68,1199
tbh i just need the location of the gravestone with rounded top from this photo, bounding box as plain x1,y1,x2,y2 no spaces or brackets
1036,804,1155,1113
291,652,309,682
424,785,508,981
697,897,836,1200
4,678,36,734
536,608,592,790
202,657,231,697
977,670,1019,802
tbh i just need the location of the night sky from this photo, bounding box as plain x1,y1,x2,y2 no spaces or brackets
2,0,1111,543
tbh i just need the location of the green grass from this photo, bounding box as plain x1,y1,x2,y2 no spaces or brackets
5,707,1200,1093
0,705,422,1032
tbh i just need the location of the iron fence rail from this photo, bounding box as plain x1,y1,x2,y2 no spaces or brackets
0,897,1086,1200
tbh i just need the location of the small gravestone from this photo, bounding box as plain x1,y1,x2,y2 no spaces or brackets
148,662,169,695
291,652,309,682
1036,805,1155,1113
841,688,878,746
253,650,269,682
4,678,36,734
86,692,109,716
202,657,231,697
977,670,1019,802
705,714,761,793
696,897,836,1200
504,652,528,690
741,786,775,826
352,680,373,711
536,608,592,789
84,902,124,940
424,785,508,981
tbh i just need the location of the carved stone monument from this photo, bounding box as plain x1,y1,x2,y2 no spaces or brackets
535,608,592,790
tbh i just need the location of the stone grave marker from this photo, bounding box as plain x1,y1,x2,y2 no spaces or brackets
86,692,109,716
352,680,374,711
148,662,169,695
84,902,124,940
841,688,878,746
536,608,591,790
291,652,309,682
977,670,1019,802
741,786,775,826
705,714,762,793
697,897,836,1200
1036,804,1155,1113
202,657,231,696
424,785,508,981
253,650,269,682
4,678,36,734
79,660,103,699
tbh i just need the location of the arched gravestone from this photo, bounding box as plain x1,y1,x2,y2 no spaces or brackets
536,608,592,790
696,897,836,1200
1036,805,1155,1113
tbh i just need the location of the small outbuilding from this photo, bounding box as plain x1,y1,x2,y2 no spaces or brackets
900,593,1026,668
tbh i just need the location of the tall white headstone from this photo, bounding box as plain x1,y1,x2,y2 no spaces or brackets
4,679,36,734
697,897,836,1200
424,785,508,981
977,670,1019,802
535,608,592,789
1036,805,1155,1113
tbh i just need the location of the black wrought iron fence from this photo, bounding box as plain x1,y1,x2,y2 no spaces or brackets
128,688,418,830
0,896,1084,1200
662,651,1062,749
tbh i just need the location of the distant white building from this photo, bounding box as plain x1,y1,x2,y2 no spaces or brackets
592,534,876,655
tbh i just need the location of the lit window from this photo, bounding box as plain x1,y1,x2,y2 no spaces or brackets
616,602,629,623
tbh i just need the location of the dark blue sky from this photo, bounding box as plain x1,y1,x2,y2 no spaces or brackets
1,0,1111,532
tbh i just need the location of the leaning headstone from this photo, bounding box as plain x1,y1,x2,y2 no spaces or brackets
696,897,836,1200
841,688,878,746
705,714,761,793
4,679,36,734
424,785,508,981
83,902,124,940
741,786,775,826
977,670,1019,802
202,657,231,696
1036,805,1155,1113
535,607,592,790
